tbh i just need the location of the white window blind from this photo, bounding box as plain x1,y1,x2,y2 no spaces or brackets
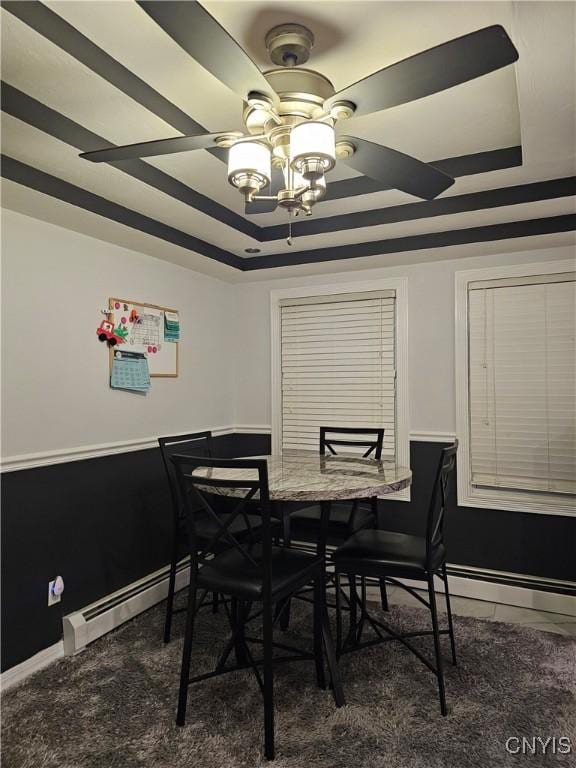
468,273,576,495
280,291,396,458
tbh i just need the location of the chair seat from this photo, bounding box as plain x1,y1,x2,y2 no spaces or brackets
289,502,374,545
197,544,322,601
333,529,445,577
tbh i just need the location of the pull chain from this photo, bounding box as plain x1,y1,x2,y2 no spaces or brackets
287,209,293,246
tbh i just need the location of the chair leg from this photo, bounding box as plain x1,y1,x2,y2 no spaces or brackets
346,574,358,650
379,578,389,612
176,570,197,726
212,591,219,614
427,574,448,716
231,599,248,665
335,572,343,658
442,563,457,666
321,607,346,708
313,577,326,690
262,599,275,760
163,528,180,644
278,597,291,631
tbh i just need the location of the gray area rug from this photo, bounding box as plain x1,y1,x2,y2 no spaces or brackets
2,598,575,768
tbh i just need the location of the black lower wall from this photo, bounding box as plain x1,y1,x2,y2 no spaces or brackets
2,435,574,672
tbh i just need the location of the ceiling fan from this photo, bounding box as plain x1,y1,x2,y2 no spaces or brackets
79,2,519,244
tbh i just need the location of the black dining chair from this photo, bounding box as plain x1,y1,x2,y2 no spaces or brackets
171,455,345,760
159,431,271,644
159,431,214,644
287,427,390,613
332,442,458,716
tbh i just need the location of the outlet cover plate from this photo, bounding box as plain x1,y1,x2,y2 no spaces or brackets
48,579,61,606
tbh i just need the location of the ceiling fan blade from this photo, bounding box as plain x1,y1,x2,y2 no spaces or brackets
80,132,238,163
339,136,454,200
138,1,277,104
245,165,285,214
326,25,518,118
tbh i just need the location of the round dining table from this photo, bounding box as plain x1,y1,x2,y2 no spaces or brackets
195,449,412,502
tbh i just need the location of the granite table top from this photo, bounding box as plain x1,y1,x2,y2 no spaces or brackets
193,450,412,502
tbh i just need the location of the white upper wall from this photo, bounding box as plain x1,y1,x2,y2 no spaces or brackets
232,244,576,435
1,206,574,461
1,209,236,459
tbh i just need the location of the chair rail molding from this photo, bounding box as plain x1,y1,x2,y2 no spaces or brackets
0,426,236,472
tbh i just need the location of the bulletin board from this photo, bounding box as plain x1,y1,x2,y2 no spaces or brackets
107,297,179,377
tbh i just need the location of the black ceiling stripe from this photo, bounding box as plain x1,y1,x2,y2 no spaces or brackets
2,1,206,136
1,82,260,240
1,0,229,169
247,146,523,210
323,146,523,201
246,145,523,214
260,177,576,241
3,156,574,271
243,215,576,270
1,155,243,269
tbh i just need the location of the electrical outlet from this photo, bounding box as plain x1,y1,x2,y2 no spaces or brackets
48,577,62,606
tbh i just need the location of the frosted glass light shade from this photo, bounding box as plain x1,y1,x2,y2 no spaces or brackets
290,121,336,179
228,141,271,191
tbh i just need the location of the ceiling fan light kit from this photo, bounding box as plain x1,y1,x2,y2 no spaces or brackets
80,3,519,245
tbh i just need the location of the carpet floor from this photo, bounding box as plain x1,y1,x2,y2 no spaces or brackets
2,597,575,768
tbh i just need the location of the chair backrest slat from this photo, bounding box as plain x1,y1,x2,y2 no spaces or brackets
426,442,458,567
320,427,384,460
158,431,213,520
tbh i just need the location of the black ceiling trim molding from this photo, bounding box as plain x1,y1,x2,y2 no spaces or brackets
1,0,229,170
1,155,243,269
243,215,576,270
2,2,210,137
248,147,523,213
1,83,259,240
316,145,524,202
3,158,574,272
259,177,576,241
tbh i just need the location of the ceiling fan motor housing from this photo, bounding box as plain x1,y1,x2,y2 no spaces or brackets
265,24,314,67
244,67,335,137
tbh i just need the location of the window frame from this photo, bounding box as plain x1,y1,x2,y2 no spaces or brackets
270,277,410,501
455,259,576,517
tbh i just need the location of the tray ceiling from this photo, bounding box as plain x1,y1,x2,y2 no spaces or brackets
1,1,574,279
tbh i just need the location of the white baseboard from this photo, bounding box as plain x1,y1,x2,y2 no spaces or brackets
1,640,64,693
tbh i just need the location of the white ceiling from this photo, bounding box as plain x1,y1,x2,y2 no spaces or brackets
1,0,574,277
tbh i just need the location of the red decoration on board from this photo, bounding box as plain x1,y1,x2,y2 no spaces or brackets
96,320,125,347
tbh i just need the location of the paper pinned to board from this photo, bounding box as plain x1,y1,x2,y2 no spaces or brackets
164,311,180,342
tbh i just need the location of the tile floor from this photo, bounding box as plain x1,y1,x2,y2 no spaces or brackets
368,585,576,637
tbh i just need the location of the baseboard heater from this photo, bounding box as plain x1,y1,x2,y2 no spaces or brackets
62,561,190,655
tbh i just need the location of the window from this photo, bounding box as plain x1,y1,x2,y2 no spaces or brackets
270,279,409,498
456,261,576,515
